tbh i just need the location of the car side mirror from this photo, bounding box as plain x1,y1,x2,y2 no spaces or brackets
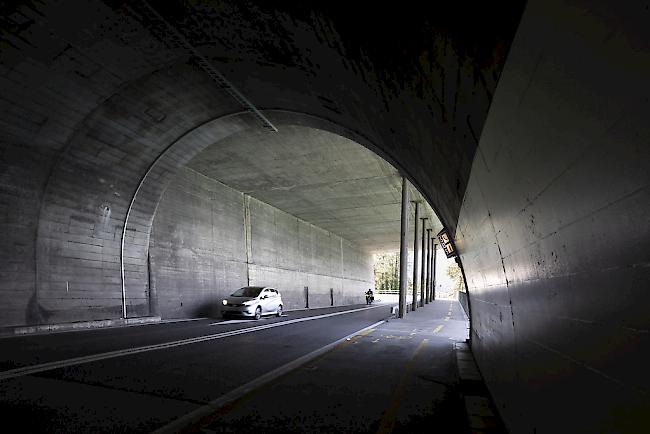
262,295,268,299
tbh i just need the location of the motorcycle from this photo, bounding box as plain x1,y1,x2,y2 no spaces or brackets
365,293,374,305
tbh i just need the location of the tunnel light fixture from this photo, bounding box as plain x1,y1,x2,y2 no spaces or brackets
437,229,457,258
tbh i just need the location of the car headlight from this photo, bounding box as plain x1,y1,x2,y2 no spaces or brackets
243,300,254,306
222,300,228,306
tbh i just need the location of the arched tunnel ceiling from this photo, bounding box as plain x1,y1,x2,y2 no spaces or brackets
113,0,526,235
186,125,441,253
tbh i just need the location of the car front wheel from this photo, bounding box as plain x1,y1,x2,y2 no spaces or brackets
254,306,262,320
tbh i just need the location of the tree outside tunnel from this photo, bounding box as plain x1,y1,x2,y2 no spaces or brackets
373,249,463,302
373,252,400,294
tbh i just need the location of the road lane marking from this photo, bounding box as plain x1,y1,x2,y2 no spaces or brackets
209,304,384,327
213,319,257,325
433,325,444,333
376,338,428,434
152,320,387,434
0,305,386,381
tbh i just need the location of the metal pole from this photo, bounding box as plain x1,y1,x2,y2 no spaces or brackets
427,238,433,303
411,202,420,311
424,229,431,304
428,238,433,302
420,218,427,307
432,242,438,301
398,178,409,318
394,254,398,292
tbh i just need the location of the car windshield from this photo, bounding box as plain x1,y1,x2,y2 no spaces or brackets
231,286,264,297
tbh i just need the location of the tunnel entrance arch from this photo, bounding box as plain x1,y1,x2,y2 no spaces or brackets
121,109,456,319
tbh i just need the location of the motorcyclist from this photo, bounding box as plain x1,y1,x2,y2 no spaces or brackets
365,288,374,305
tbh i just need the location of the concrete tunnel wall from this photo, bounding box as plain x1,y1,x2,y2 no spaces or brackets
456,1,650,432
149,167,373,319
1,0,514,327
1,0,647,432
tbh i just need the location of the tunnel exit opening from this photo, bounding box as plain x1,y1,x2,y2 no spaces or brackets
114,110,461,326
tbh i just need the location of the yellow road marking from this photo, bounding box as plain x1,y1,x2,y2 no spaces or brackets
433,325,444,333
336,328,375,350
183,323,380,430
376,339,428,434
358,328,375,337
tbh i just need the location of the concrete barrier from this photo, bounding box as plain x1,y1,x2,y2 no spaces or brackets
1,316,162,338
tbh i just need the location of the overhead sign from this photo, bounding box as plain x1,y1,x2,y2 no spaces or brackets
437,229,457,258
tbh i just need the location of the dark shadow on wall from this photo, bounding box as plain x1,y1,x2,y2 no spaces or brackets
194,303,220,319
25,291,51,325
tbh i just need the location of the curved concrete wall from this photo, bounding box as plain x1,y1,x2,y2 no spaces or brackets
8,2,646,432
0,1,515,326
457,1,650,432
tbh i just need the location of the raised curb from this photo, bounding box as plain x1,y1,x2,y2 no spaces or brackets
454,341,507,433
0,316,162,338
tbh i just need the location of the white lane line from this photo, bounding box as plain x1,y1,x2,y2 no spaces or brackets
212,319,257,325
209,304,384,327
0,304,386,381
152,319,387,434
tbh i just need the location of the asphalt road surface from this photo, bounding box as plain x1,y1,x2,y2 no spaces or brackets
0,303,393,433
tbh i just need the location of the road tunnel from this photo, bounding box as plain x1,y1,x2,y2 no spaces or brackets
145,123,441,319
0,0,648,432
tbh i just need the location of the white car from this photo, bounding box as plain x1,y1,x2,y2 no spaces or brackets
221,286,283,320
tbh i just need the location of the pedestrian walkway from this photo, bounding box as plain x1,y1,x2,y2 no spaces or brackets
176,300,505,433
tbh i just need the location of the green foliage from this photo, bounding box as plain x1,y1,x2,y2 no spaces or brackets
373,252,399,293
446,263,465,293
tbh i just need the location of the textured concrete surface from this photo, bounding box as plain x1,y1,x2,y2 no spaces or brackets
0,0,518,327
456,1,650,432
188,125,440,253
150,166,374,318
2,1,647,433
2,315,160,337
